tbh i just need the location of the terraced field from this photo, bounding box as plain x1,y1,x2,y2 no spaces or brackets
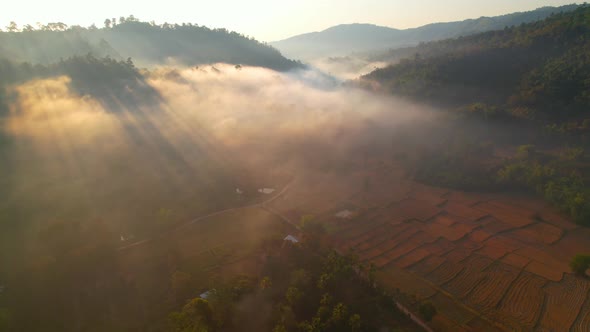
267,163,590,332
537,274,590,331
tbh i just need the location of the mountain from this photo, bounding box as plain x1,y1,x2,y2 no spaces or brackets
359,4,590,123
0,19,302,71
359,5,590,226
272,4,581,60
270,23,403,60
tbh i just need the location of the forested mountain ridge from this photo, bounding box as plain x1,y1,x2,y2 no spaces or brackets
0,18,302,71
0,55,159,115
359,5,590,226
360,5,590,122
271,4,581,60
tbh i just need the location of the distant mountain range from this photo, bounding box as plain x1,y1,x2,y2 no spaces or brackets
271,4,581,60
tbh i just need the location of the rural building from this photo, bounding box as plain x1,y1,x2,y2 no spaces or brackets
284,235,299,243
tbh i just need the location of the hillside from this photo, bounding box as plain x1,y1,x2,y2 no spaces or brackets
0,18,301,71
360,5,590,121
272,4,580,60
359,5,590,226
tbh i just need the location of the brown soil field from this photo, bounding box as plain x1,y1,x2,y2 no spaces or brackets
270,161,590,331
432,213,458,226
359,239,402,262
550,229,590,258
500,252,531,269
343,223,392,247
388,198,442,222
426,259,465,285
443,190,491,206
537,274,590,331
572,295,590,332
442,255,494,298
373,234,429,268
464,262,520,312
468,229,494,242
408,183,450,206
394,248,432,268
377,265,439,300
473,201,535,228
507,221,564,245
454,238,483,252
538,208,579,230
445,247,473,263
351,224,418,255
428,292,477,327
495,272,547,330
419,238,456,256
444,201,490,220
408,254,447,275
422,218,473,241
476,236,522,260
336,220,392,243
430,315,471,332
464,317,504,332
525,260,564,282
517,246,569,281
478,216,520,234
354,225,402,251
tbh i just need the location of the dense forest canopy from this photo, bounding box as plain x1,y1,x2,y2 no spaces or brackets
0,16,302,71
359,5,590,226
361,5,590,121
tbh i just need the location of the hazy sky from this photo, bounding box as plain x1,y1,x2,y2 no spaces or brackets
2,0,580,41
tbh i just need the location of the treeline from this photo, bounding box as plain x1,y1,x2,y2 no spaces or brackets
0,16,302,71
412,138,590,225
360,5,590,123
359,6,590,225
167,225,423,332
0,54,158,114
497,145,590,225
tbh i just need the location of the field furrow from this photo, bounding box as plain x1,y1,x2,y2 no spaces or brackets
536,274,590,332
496,272,547,330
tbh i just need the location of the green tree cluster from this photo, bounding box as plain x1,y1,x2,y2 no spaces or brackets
570,254,590,275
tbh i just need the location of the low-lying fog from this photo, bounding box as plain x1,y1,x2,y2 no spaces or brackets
3,64,437,228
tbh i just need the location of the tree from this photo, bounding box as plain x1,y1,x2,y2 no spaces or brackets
348,314,361,332
570,254,590,275
104,19,111,28
272,324,287,332
126,57,135,68
330,303,348,323
169,298,216,331
418,301,437,322
286,286,302,306
6,21,18,32
259,276,272,290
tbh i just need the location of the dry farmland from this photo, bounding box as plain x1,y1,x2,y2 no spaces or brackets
268,159,590,332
